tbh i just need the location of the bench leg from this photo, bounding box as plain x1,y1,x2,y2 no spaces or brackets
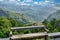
9,38,13,40
44,35,48,40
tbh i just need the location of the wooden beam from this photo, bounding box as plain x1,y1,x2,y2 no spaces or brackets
11,25,45,31
10,32,60,40
10,33,48,40
48,32,60,38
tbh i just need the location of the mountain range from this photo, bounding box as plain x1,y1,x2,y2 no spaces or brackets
0,0,60,22
47,10,60,21
0,8,34,23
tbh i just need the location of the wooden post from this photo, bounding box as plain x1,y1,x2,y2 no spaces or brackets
44,35,48,40
44,28,48,40
10,31,12,40
9,38,12,40
10,31,12,37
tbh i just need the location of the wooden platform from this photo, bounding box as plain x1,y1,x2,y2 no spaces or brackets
11,33,48,40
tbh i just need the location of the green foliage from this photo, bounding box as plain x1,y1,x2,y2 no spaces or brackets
12,22,43,35
0,31,4,38
0,8,44,38
0,17,11,38
43,18,60,33
0,17,24,38
9,18,20,27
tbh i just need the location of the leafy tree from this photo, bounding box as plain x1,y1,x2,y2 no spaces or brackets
43,18,60,33
0,17,11,38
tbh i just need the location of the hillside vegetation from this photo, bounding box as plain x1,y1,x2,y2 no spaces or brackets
0,8,60,38
0,8,34,24
44,10,60,33
0,8,43,38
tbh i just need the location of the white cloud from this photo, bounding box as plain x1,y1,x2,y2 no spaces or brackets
42,1,50,4
45,0,54,2
21,1,30,5
39,1,43,5
37,0,55,7
8,0,20,5
0,0,3,1
38,1,49,5
20,0,33,5
34,2,38,4
9,0,15,2
33,0,51,5
17,0,20,2
45,1,50,3
24,0,32,2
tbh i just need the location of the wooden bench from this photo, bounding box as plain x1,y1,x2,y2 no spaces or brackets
48,32,60,38
10,25,48,40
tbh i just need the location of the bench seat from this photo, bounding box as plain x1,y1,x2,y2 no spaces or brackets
11,33,48,39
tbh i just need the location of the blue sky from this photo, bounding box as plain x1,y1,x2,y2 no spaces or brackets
20,0,60,3
0,0,60,3
0,0,60,5
54,0,60,3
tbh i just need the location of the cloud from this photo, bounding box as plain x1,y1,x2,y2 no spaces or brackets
20,1,31,5
20,0,33,5
0,0,3,1
45,0,51,1
7,0,20,5
45,1,50,3
39,0,53,4
42,1,50,4
17,0,20,1
33,0,51,5
9,0,15,2
34,2,38,4
24,0,33,2
38,1,43,5
9,0,17,3
0,0,56,6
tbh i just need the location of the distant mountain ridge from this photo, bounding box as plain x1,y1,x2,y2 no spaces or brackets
0,8,9,17
0,8,34,23
47,10,60,21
